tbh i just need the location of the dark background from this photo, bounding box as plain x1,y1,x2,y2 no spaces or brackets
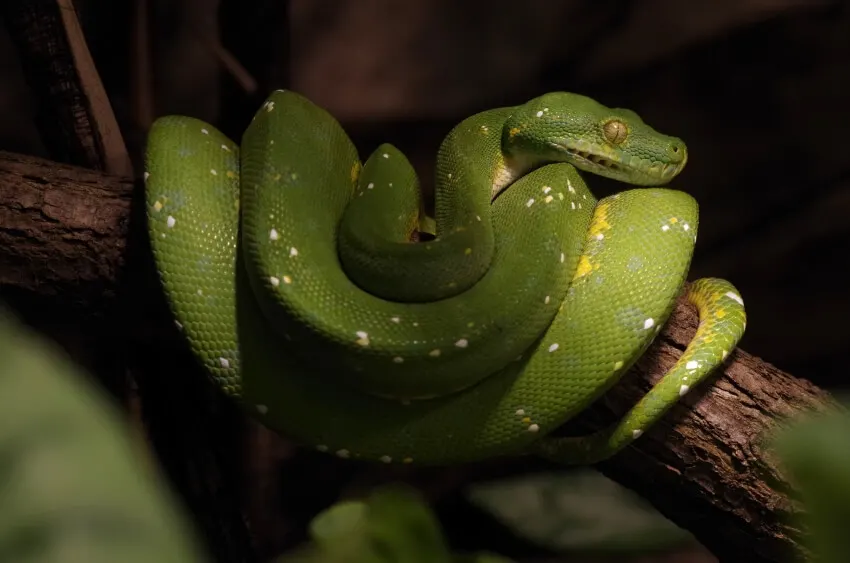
1,1,848,561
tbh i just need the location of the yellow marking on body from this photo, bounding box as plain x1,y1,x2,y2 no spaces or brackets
669,217,678,223
351,161,361,184
521,416,531,424
587,201,612,239
716,309,726,319
509,126,521,137
573,255,598,280
688,286,721,317
274,173,281,181
153,201,163,212
464,248,472,255
226,170,236,179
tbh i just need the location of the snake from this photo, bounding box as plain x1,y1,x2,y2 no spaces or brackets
144,89,746,466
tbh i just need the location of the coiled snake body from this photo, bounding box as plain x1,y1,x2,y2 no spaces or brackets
145,90,746,465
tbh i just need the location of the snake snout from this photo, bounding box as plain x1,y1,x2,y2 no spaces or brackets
667,140,687,164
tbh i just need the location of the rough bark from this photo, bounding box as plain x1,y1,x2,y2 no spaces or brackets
0,148,829,562
0,150,130,306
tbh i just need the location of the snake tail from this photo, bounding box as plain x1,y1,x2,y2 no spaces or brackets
532,277,746,464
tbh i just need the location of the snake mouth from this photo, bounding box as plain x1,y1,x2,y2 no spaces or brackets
564,147,623,172
553,142,683,185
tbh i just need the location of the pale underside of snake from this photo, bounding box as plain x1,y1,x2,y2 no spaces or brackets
144,90,746,466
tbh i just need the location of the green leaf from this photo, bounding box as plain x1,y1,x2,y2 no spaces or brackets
310,501,369,547
0,305,207,562
307,485,455,563
466,469,694,555
771,405,850,563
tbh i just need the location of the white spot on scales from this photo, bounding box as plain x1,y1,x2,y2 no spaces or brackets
355,331,370,347
725,291,744,306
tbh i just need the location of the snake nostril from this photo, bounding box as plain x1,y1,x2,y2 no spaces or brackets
668,142,686,162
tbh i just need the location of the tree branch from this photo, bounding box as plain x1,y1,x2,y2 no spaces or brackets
561,304,827,563
0,149,826,562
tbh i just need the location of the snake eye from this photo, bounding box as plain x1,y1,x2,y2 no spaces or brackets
602,120,628,145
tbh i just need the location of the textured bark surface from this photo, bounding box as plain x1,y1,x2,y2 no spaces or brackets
0,150,130,306
0,148,828,562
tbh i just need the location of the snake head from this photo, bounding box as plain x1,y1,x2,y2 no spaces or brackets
502,92,687,186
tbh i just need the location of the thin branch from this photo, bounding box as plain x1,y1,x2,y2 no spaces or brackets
1,0,132,176
130,0,154,131
204,36,258,94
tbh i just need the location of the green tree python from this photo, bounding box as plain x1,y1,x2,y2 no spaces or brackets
144,90,746,466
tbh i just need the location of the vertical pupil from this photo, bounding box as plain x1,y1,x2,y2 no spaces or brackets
605,121,624,143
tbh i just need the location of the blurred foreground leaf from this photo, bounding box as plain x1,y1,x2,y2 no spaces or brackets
772,404,850,563
0,305,207,562
281,485,514,563
466,469,694,555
